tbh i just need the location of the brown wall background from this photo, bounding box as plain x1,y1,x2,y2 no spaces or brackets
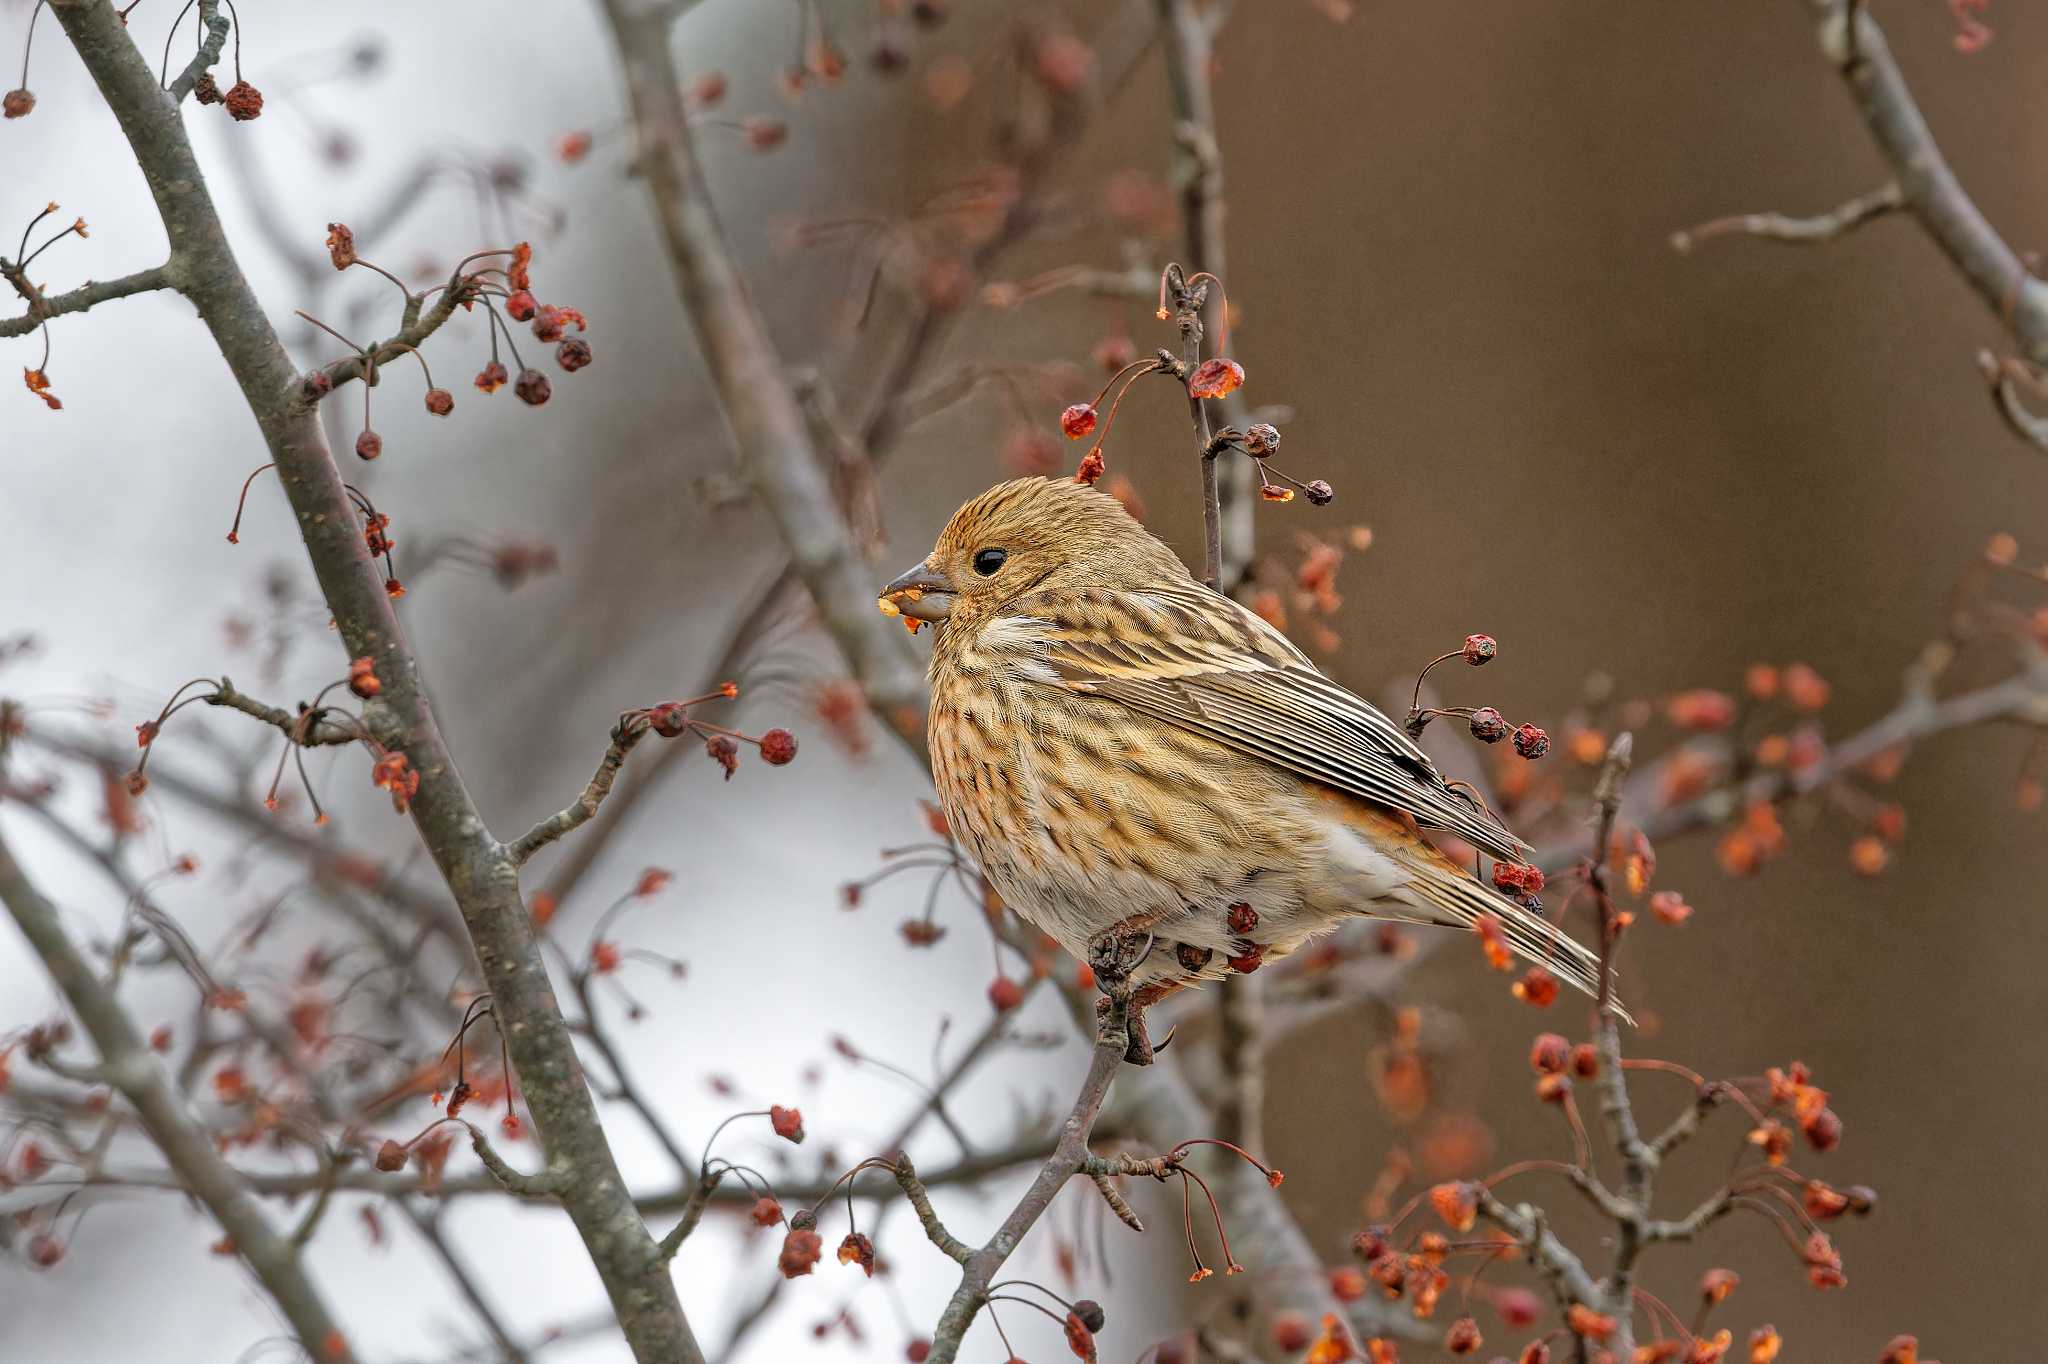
871,3,2048,1355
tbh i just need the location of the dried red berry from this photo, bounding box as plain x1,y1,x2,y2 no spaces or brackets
355,429,383,461
3,89,36,120
1528,1032,1569,1074
224,80,264,120
1444,1317,1483,1355
755,728,797,765
506,290,538,321
556,338,593,372
1667,689,1737,732
1428,1181,1477,1233
324,223,357,271
1469,707,1509,743
836,1231,876,1275
1511,724,1551,759
514,369,551,406
193,72,222,104
750,1195,785,1227
374,1139,409,1172
769,1104,805,1143
474,361,509,394
1569,1043,1599,1078
1512,966,1560,1007
1060,403,1099,440
987,975,1024,1012
348,657,381,699
1303,479,1335,506
778,1226,823,1277
1462,634,1497,666
1187,357,1245,399
1270,1314,1312,1352
1800,1105,1843,1152
1074,448,1106,485
706,735,739,778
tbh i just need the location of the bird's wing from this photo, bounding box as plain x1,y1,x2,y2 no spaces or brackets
1011,582,1531,864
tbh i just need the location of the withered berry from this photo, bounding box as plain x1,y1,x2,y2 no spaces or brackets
374,1139,409,1172
224,80,264,120
1528,1032,1569,1074
1303,479,1335,506
556,338,593,372
1444,1317,1483,1355
1244,422,1281,456
424,388,454,416
1060,403,1098,440
769,1104,805,1143
514,369,551,406
1511,723,1551,759
193,72,222,104
1462,633,1497,666
758,728,797,765
474,361,509,394
987,975,1024,1012
4,88,36,119
505,290,538,321
1468,707,1509,743
778,1226,823,1278
1187,357,1245,399
355,429,383,461
836,1231,876,1276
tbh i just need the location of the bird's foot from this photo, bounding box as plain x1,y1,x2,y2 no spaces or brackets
1091,977,1184,1067
1085,924,1157,990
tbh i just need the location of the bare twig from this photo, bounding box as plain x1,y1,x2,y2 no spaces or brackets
1670,180,1903,254
1,259,178,339
507,711,652,864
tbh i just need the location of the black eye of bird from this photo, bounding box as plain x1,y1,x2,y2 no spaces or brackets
972,548,1008,576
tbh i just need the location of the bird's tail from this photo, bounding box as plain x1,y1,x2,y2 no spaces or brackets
1395,852,1626,1019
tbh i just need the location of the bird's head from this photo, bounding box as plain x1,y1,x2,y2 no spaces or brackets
879,477,1192,630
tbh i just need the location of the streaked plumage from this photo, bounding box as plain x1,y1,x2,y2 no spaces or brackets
883,477,1600,1008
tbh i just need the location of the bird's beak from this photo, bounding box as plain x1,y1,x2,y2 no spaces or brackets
878,561,956,623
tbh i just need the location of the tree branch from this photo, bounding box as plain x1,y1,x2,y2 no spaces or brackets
0,824,354,1359
1797,0,2048,364
508,711,651,864
40,3,703,1359
0,261,177,339
595,0,926,740
1670,180,1902,253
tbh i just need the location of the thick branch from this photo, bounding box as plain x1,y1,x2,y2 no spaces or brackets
595,0,925,738
0,825,353,1359
1800,0,2048,363
41,4,702,1359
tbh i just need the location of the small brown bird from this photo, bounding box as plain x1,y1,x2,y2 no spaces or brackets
881,478,1600,1056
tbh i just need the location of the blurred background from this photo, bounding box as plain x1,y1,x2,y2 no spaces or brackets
3,0,2046,1359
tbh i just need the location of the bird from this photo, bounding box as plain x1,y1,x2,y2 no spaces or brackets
879,476,1603,1060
